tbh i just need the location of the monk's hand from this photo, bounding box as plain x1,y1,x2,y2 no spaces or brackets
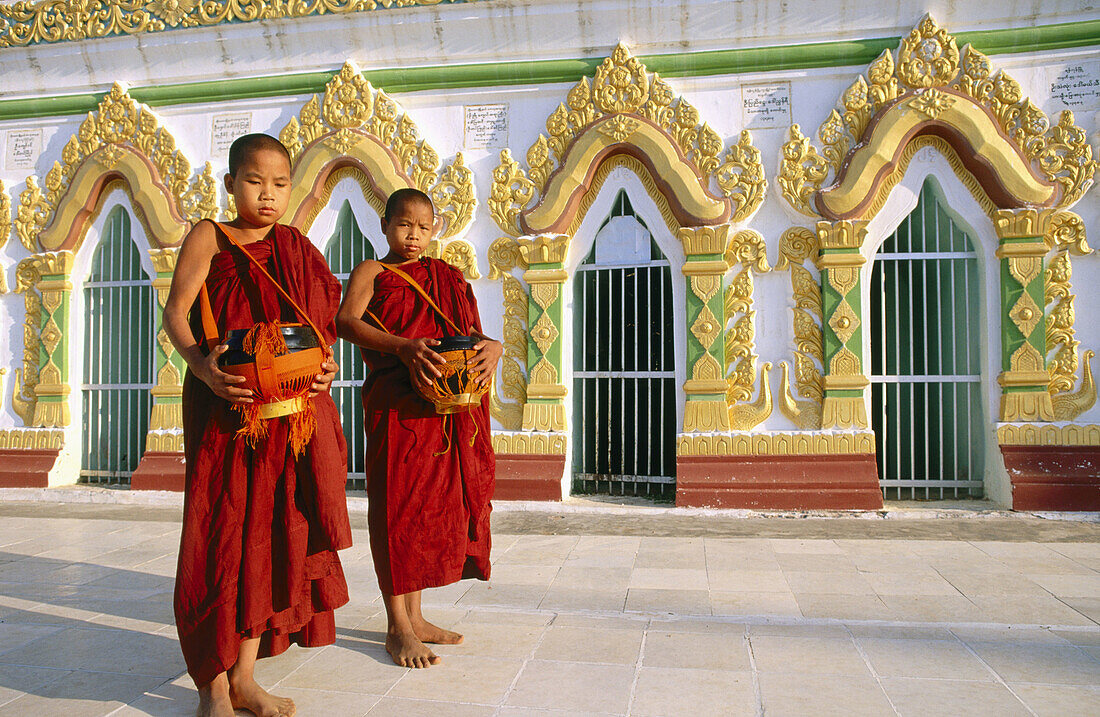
397,337,446,394
309,358,339,397
470,336,503,388
198,344,253,403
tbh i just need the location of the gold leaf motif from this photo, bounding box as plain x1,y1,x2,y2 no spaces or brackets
828,265,859,296
896,14,960,89
1046,212,1091,255
1040,111,1098,208
488,149,535,237
728,363,773,432
530,282,559,311
440,239,480,281
1010,343,1045,373
487,236,527,280
692,352,723,381
778,124,829,217
15,178,49,251
489,271,528,429
529,357,558,386
0,181,10,250
531,312,559,355
724,229,770,274
1008,255,1041,287
593,43,649,114
776,226,818,271
829,346,861,377
690,274,721,303
714,130,767,221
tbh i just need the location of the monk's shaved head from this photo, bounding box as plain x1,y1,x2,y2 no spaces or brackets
228,133,291,176
384,187,434,221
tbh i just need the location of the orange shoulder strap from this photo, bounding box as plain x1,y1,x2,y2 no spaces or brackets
378,262,467,335
199,222,330,354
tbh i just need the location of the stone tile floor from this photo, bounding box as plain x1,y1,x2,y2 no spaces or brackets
0,497,1097,716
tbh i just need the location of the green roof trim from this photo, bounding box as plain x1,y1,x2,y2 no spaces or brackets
1,19,1097,122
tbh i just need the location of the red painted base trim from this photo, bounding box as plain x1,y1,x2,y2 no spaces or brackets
494,454,564,501
130,452,186,491
1001,445,1100,511
676,454,884,510
0,449,60,488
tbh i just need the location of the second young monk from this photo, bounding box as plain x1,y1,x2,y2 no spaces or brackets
336,188,502,668
164,133,351,717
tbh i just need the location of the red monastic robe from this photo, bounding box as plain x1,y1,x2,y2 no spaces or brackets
174,222,352,686
361,257,494,596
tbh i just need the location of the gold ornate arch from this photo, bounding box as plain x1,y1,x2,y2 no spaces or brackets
279,61,477,273
14,83,216,254
778,15,1095,221
490,43,766,237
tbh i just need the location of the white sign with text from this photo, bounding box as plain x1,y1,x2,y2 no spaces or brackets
741,83,792,130
5,129,42,170
464,104,509,149
211,113,254,157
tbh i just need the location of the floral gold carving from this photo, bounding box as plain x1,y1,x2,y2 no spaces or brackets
440,239,480,281
1051,350,1096,422
781,14,1097,219
828,299,860,345
897,15,960,89
16,84,213,252
486,237,530,430
0,0,475,48
776,226,824,429
0,181,11,250
721,229,771,430
531,312,559,355
490,43,765,236
690,306,721,350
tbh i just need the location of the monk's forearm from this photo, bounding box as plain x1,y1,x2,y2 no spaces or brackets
163,308,207,374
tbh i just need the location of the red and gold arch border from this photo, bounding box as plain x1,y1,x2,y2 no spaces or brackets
4,83,216,487
777,15,1099,509
487,43,769,501
279,61,478,280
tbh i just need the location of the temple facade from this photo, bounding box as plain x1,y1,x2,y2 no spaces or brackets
0,0,1097,509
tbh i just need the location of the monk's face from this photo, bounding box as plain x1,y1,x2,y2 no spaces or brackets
381,199,435,262
224,147,292,229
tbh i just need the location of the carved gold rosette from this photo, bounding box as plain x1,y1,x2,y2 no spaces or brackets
779,14,1097,219
0,0,476,48
14,83,215,253
723,229,773,431
489,43,765,237
486,236,530,430
280,61,475,242
775,226,824,430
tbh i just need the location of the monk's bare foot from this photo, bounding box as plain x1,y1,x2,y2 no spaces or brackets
410,616,464,645
228,676,296,717
387,628,441,668
196,682,234,717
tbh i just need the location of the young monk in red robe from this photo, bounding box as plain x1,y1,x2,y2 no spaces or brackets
336,188,501,668
164,133,352,717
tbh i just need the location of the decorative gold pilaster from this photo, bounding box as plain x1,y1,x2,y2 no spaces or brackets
486,237,530,430
679,225,731,432
29,251,76,427
776,226,824,429
147,248,184,452
723,230,772,430
518,234,570,432
995,208,1055,421
816,220,869,429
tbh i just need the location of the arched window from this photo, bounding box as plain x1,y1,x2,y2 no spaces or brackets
870,181,985,499
81,206,154,484
572,191,676,499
